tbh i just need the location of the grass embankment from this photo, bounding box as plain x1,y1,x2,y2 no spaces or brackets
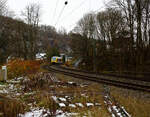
55,73,109,117
7,59,42,79
111,87,150,117
19,72,109,116
0,61,110,117
1,61,149,117
0,59,42,116
0,94,24,117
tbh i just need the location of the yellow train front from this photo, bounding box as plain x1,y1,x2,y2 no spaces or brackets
51,56,63,64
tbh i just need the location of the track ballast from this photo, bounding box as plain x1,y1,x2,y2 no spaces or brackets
44,65,150,93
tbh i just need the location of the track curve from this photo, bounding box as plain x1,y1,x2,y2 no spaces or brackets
44,65,150,93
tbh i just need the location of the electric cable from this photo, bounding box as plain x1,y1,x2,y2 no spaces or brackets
52,0,60,25
57,0,87,27
65,0,112,32
60,0,86,22
93,0,112,13
55,0,112,31
54,1,68,26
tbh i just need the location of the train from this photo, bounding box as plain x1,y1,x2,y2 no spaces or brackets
51,56,63,64
51,55,72,65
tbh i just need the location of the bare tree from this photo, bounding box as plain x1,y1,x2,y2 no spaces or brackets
0,0,7,16
114,0,150,71
97,8,126,49
22,3,41,27
74,13,96,38
70,0,150,72
22,3,41,59
71,13,97,71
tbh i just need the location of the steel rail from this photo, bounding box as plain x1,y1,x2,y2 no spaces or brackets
56,65,150,82
44,65,150,93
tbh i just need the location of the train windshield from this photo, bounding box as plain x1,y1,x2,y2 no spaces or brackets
52,57,56,61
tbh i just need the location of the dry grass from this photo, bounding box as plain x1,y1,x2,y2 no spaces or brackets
55,73,150,117
74,107,109,117
111,87,150,117
21,72,55,92
7,59,42,79
35,92,59,116
66,92,109,117
0,95,25,117
54,73,110,117
1,68,110,117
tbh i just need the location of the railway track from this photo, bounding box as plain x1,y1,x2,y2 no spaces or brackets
56,65,150,82
44,65,150,92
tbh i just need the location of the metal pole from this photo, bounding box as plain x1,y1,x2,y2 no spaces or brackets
93,38,96,72
0,70,2,81
2,66,7,81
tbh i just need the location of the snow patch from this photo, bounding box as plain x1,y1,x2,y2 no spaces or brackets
95,103,101,106
86,103,94,107
59,103,66,107
52,96,58,103
76,103,84,107
59,97,67,102
69,104,76,108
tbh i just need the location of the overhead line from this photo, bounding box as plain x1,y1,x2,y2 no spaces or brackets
54,5,66,26
60,0,86,23
93,0,112,13
59,0,106,27
57,0,112,31
89,0,91,11
66,0,112,32
52,0,59,25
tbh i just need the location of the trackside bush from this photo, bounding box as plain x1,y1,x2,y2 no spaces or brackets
7,59,41,79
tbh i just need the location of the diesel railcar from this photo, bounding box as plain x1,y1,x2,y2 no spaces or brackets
51,56,63,64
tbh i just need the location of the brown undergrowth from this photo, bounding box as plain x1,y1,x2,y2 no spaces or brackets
0,95,25,117
54,73,110,117
7,59,42,79
111,87,150,117
0,66,110,116
20,72,109,116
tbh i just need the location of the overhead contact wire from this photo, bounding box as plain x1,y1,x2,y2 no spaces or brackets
55,5,66,26
52,0,60,25
61,0,86,22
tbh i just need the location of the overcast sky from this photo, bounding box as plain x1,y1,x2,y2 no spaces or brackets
8,0,108,32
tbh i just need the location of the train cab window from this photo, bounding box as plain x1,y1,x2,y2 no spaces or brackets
52,58,56,61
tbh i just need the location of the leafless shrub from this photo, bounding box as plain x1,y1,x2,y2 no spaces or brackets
22,72,56,91
0,95,25,117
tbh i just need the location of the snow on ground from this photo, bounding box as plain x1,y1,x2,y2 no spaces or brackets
69,104,76,108
20,108,78,117
0,77,23,96
59,97,67,102
76,103,84,107
104,94,131,117
0,73,104,117
59,103,66,107
86,103,94,107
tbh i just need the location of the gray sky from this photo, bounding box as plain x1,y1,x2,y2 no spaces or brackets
8,0,108,32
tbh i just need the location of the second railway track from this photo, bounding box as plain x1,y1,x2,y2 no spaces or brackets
44,65,150,93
